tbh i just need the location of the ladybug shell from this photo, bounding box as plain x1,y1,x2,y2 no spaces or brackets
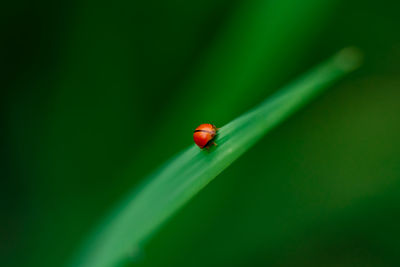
193,124,217,149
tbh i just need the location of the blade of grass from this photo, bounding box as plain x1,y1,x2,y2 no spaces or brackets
70,48,361,267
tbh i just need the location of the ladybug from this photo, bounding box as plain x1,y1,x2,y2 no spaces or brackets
193,123,218,149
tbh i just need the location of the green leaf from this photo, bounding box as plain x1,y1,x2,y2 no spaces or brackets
70,48,361,267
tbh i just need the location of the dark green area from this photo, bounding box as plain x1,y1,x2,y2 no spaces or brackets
1,0,399,266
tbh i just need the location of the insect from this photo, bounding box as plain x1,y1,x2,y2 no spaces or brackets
193,123,218,149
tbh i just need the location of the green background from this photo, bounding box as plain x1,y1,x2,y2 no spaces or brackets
2,0,399,266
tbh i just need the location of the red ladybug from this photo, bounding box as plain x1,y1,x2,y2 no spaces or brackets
193,123,218,149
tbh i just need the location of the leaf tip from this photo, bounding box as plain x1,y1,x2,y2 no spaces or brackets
334,46,363,72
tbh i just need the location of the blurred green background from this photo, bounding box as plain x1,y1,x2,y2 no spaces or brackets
2,0,400,266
